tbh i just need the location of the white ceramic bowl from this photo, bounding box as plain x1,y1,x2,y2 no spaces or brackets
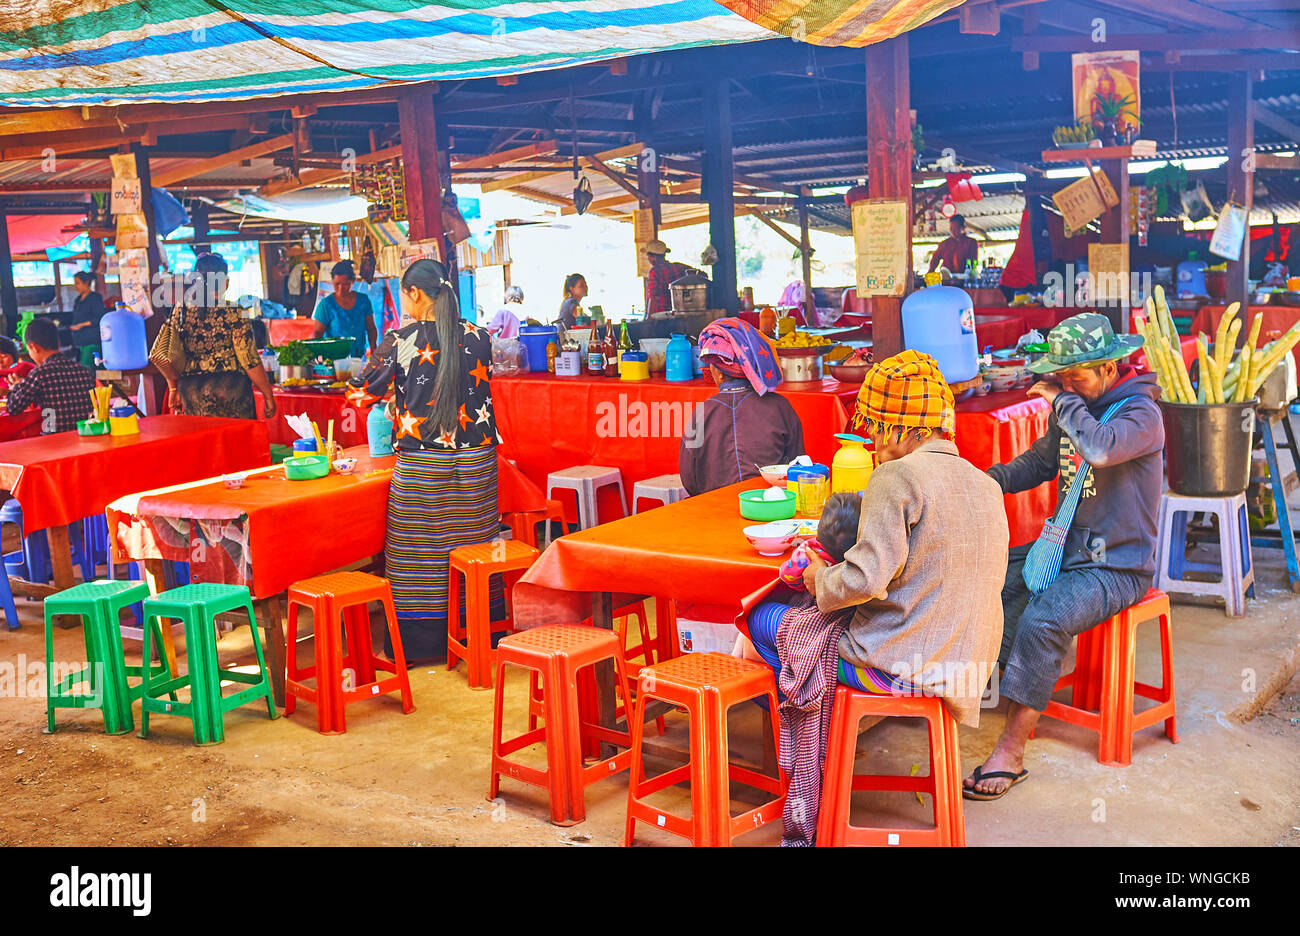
222,474,245,490
989,373,1018,392
758,464,789,486
332,457,358,475
743,521,800,556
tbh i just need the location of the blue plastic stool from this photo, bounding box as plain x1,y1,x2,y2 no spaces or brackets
79,514,109,583
0,499,88,586
0,555,17,629
1155,491,1255,617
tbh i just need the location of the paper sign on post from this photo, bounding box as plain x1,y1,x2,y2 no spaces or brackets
1208,202,1248,261
1053,169,1118,232
852,199,908,298
1088,242,1130,308
633,207,655,278
111,177,142,216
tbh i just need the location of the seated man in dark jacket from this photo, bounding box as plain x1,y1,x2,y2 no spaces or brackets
679,317,804,495
966,313,1164,800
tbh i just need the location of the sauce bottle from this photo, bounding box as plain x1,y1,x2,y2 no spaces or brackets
587,324,605,376
603,323,619,377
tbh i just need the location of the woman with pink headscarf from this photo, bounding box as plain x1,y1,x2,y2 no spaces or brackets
678,317,805,495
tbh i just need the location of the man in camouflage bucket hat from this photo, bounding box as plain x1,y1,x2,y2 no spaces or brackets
966,312,1164,800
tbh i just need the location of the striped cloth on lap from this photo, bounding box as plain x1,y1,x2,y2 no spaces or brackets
385,444,499,619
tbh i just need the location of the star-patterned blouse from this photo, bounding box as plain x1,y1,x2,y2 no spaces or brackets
346,319,497,451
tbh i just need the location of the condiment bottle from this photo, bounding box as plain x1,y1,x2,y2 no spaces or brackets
603,323,619,377
587,323,605,376
545,340,558,374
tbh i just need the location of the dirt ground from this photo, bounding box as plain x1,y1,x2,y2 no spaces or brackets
2,539,1298,847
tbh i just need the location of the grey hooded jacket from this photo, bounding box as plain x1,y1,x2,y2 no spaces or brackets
987,368,1165,578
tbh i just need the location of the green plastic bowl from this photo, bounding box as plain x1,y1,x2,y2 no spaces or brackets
300,337,354,360
283,455,330,481
76,419,110,436
739,488,797,521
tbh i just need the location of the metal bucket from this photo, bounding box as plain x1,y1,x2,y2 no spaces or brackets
1160,399,1257,496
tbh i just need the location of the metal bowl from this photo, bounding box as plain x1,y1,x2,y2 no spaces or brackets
827,362,870,383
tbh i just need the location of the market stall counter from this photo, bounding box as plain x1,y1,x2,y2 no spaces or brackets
495,372,1053,547
258,389,366,448
0,415,269,592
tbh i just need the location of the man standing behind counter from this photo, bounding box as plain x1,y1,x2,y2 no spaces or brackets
927,214,979,275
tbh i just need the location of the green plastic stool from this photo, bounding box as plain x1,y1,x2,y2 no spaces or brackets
139,583,277,745
44,580,171,735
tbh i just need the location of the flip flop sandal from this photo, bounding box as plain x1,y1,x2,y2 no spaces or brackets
962,765,1029,801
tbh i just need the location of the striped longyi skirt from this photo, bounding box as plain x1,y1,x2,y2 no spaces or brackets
385,445,500,637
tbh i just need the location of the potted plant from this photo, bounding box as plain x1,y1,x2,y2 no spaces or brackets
1091,91,1139,146
273,341,312,382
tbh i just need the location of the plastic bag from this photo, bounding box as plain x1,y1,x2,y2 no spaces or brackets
492,338,528,375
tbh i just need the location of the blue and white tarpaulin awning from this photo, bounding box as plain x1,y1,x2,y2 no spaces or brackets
0,0,775,107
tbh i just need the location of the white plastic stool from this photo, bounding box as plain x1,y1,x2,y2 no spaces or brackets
1155,491,1255,617
546,465,627,530
632,474,688,513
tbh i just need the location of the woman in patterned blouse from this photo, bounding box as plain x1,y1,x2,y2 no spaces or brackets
157,252,276,420
347,258,500,662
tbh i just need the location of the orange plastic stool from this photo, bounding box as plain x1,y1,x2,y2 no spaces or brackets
624,652,786,847
1038,588,1177,767
815,686,964,847
503,498,567,548
447,539,539,689
533,601,667,749
488,624,635,825
284,571,415,735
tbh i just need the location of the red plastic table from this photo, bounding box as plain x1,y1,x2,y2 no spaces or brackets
108,445,549,704
0,409,41,443
974,313,1027,350
0,415,269,591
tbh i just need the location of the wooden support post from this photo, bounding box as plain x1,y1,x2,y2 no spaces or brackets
191,200,210,256
1226,71,1254,310
89,237,104,292
398,85,447,253
798,197,815,323
865,35,912,359
1097,158,1131,333
703,79,738,315
0,207,18,337
131,142,162,315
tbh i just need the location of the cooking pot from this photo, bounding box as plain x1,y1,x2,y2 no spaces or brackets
670,272,710,313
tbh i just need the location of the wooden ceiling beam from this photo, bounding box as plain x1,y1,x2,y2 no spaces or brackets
1013,29,1300,53
0,85,408,138
258,143,401,196
151,132,293,188
0,115,254,159
451,139,557,169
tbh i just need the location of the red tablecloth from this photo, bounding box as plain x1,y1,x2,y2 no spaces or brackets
259,389,366,448
974,313,1027,350
954,390,1054,547
979,306,1086,333
492,373,853,520
0,409,41,443
515,479,782,627
108,447,548,600
1190,305,1300,382
266,317,318,345
0,415,269,533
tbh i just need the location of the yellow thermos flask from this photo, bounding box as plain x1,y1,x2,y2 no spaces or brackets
831,433,874,494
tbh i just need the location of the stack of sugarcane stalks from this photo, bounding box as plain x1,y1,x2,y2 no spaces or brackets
1134,286,1300,405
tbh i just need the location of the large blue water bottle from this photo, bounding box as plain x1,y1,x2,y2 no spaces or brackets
366,404,395,457
665,333,694,382
900,285,979,383
99,301,149,371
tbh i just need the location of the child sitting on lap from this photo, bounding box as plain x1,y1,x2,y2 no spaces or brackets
735,491,918,697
